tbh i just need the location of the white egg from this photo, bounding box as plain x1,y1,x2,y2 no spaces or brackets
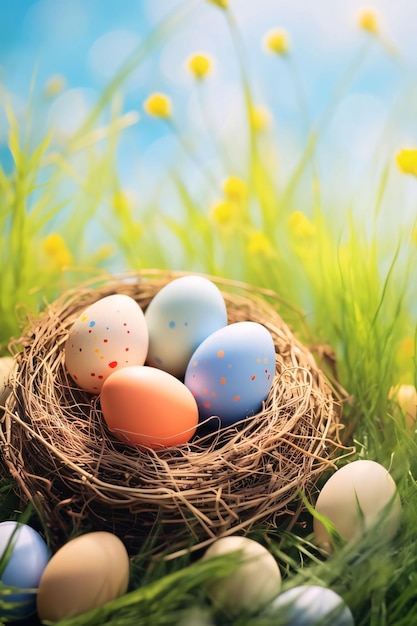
0,356,15,408
201,535,281,615
64,294,148,393
313,459,402,553
268,585,354,626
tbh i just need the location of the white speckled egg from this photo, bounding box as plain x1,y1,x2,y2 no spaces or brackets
202,536,281,615
64,294,148,393
313,459,402,553
145,276,228,378
184,321,275,427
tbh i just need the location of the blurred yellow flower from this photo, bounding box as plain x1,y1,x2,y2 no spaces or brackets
222,176,248,201
207,0,228,9
211,200,235,225
187,53,213,80
144,93,172,119
112,190,131,218
263,28,290,56
44,74,67,97
288,211,315,239
396,148,417,177
250,105,271,132
247,231,274,257
42,233,73,268
357,8,379,34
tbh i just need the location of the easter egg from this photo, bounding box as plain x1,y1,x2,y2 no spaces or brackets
64,294,148,393
201,536,281,615
36,531,129,623
0,356,15,408
268,585,354,626
0,521,50,619
389,384,417,430
100,365,199,448
145,275,228,378
184,321,275,427
313,459,402,553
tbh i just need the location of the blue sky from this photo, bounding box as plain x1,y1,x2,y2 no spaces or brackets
1,0,416,223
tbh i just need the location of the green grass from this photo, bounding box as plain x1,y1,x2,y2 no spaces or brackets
0,1,416,624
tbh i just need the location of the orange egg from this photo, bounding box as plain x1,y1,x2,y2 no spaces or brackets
100,366,199,449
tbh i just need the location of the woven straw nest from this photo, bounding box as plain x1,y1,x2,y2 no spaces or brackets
0,270,349,557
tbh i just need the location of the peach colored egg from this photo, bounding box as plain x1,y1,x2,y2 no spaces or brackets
100,365,199,449
64,294,148,394
36,532,129,623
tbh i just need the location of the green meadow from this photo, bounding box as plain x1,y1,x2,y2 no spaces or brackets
1,1,417,624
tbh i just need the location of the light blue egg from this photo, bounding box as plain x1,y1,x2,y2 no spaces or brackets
268,585,354,626
184,321,275,427
145,276,228,378
0,521,50,619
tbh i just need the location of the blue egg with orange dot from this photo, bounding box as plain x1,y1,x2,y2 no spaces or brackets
184,321,275,427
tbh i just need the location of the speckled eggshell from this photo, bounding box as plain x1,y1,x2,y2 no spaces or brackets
145,275,228,378
36,532,129,623
100,365,199,449
184,321,276,427
64,294,149,393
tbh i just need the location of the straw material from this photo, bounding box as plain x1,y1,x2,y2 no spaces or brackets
0,270,349,556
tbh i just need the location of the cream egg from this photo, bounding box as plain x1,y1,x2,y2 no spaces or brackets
64,294,148,393
201,535,281,615
313,459,402,553
389,384,417,430
36,532,129,622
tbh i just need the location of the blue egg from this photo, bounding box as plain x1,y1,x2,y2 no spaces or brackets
145,276,228,379
268,585,354,626
0,521,50,619
184,321,275,427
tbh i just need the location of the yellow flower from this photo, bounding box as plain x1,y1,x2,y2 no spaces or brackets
211,200,235,225
42,233,73,268
250,105,271,132
112,190,131,218
207,0,228,9
263,28,290,56
288,211,315,239
44,74,66,97
357,8,379,35
396,148,417,177
187,53,213,80
222,176,248,201
143,93,172,119
247,231,274,257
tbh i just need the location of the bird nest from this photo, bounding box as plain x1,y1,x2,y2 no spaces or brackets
0,270,349,557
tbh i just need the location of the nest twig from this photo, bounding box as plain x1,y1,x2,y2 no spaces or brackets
0,270,351,556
